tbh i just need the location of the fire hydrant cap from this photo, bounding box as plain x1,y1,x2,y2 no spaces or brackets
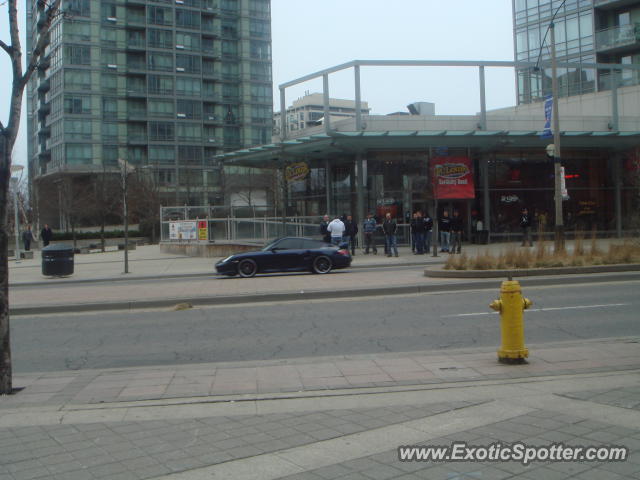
501,280,522,294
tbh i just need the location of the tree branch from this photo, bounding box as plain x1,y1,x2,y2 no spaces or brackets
0,40,11,56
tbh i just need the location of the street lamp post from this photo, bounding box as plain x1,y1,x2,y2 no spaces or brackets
10,165,24,262
118,159,135,274
550,23,565,252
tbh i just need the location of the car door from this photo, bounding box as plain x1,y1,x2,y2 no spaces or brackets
262,238,299,272
273,238,307,271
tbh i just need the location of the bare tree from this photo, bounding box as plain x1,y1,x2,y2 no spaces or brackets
90,168,121,251
0,0,61,393
128,169,162,244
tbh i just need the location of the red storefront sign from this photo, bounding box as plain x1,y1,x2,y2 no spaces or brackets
431,156,475,199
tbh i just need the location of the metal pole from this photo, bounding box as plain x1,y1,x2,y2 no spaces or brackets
610,68,619,131
13,182,20,262
479,66,487,130
481,157,491,244
356,151,364,250
550,23,565,251
354,65,362,131
123,166,129,274
614,156,622,238
322,74,331,134
279,87,287,141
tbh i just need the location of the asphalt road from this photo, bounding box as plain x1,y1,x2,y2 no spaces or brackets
10,280,640,373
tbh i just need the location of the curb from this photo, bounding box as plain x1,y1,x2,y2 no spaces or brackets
10,271,640,315
10,260,443,287
425,263,640,278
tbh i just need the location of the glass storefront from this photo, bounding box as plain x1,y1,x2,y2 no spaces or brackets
285,145,638,239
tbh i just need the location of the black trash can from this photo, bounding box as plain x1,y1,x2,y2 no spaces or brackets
42,244,74,276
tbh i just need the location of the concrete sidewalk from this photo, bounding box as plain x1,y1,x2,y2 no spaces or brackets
1,337,639,479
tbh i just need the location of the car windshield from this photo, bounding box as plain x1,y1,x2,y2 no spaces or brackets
262,239,281,251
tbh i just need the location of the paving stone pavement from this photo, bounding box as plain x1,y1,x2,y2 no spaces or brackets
0,402,478,480
277,410,640,480
560,386,640,412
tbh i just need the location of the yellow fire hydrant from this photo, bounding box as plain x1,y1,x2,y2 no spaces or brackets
489,280,532,364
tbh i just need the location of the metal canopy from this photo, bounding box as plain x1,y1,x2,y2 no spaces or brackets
215,130,640,167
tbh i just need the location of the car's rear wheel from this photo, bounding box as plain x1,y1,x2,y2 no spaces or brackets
237,259,257,278
312,255,332,274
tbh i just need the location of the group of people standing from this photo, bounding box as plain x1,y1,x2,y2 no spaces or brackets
19,224,53,251
320,210,467,257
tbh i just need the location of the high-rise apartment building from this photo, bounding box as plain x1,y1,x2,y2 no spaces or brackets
27,0,272,223
513,0,640,104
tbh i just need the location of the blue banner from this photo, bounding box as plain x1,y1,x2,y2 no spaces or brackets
541,95,553,139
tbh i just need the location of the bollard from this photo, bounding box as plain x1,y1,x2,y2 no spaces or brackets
489,280,532,364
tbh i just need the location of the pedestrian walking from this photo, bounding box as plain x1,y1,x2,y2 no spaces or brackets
439,211,451,253
410,213,418,253
362,213,378,254
342,214,358,255
382,212,398,257
423,212,434,254
520,207,533,247
450,210,463,254
22,225,35,251
411,212,426,255
327,216,345,246
40,224,53,247
320,215,331,243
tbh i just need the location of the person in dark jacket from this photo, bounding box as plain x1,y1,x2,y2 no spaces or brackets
319,215,331,243
450,210,463,254
22,225,35,251
40,224,53,247
411,212,426,254
342,214,358,255
362,213,378,254
382,212,398,257
520,207,533,247
423,212,434,254
438,211,451,252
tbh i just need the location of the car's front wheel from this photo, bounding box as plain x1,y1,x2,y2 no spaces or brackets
237,259,257,278
312,255,332,274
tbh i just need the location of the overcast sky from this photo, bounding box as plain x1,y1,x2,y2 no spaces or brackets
1,0,516,166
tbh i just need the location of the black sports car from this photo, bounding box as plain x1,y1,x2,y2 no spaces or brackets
215,237,352,277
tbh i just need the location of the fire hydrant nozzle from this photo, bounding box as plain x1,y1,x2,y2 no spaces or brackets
491,280,531,364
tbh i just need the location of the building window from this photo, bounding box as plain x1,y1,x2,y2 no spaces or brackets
101,74,118,92
148,52,173,71
64,45,90,65
176,54,201,73
102,97,118,119
148,6,173,25
149,146,175,165
149,121,175,141
250,40,271,60
64,119,92,139
65,69,91,90
66,144,93,165
249,19,270,38
176,31,200,51
178,145,203,164
102,145,118,166
64,95,91,114
148,98,174,117
176,123,201,141
67,0,90,17
175,8,200,29
221,40,238,58
148,75,174,95
148,29,173,48
176,76,201,96
176,99,201,119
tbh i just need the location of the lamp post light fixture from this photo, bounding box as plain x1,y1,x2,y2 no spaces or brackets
118,159,135,274
10,165,24,262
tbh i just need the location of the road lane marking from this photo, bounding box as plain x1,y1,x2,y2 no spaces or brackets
442,303,630,318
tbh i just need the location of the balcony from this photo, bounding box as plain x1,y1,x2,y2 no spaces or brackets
595,0,639,9
37,78,50,92
596,23,640,53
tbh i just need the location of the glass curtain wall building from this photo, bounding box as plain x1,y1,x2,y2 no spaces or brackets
513,0,640,104
26,0,272,223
